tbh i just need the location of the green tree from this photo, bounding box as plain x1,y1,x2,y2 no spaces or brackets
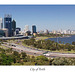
72,41,75,45
52,57,69,65
36,55,48,61
13,51,19,57
21,52,27,59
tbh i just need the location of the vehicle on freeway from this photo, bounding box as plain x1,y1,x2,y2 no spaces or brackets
43,54,50,56
21,50,23,52
12,45,16,47
43,51,49,54
34,53,36,54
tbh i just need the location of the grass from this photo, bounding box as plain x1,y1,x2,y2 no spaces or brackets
51,50,75,54
0,45,9,49
22,42,33,48
35,36,50,40
35,36,57,40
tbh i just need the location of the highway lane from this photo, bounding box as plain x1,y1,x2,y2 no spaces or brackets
2,42,75,58
45,52,75,58
1,43,44,56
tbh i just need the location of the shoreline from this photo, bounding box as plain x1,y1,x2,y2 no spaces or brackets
35,36,56,40
35,35,73,40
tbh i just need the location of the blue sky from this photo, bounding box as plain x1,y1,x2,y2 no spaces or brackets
0,5,75,31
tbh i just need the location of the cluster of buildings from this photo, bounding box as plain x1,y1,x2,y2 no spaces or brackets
0,14,37,37
37,29,49,34
51,29,75,34
0,14,21,37
0,14,74,37
38,29,75,35
20,25,37,36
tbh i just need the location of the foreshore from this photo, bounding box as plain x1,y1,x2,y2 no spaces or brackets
35,36,54,40
35,35,73,40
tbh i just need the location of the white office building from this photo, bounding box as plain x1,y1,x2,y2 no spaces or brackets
24,25,29,33
0,18,3,29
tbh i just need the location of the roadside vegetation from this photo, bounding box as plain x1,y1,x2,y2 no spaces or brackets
0,39,75,65
23,38,75,53
0,48,75,66
0,47,75,65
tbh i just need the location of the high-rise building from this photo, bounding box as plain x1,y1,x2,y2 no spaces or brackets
0,30,5,37
32,25,36,34
4,14,12,37
24,25,29,33
0,18,3,29
44,29,49,34
2,28,8,37
12,20,16,36
12,20,16,31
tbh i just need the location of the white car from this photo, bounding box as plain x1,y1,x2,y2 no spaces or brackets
43,54,50,56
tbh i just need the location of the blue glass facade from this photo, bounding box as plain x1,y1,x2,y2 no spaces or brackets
4,15,12,37
12,20,16,36
32,25,36,33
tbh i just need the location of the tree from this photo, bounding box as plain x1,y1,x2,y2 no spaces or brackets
26,31,31,35
29,38,35,45
13,51,19,57
0,57,2,65
36,55,48,61
21,52,27,59
1,54,13,65
72,41,75,45
13,56,16,63
52,57,69,65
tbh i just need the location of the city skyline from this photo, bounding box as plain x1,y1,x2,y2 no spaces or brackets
0,5,75,31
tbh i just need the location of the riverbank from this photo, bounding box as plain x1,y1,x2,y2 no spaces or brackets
35,36,54,40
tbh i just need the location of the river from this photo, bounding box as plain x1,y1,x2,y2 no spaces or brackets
47,35,75,44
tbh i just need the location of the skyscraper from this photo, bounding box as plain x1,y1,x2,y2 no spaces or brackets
32,25,36,34
12,20,16,36
4,14,12,37
24,25,29,33
0,18,3,29
12,20,16,32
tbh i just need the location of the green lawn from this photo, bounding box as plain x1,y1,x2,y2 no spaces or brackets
0,45,9,49
35,36,57,40
35,37,50,40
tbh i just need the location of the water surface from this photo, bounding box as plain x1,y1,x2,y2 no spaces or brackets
47,35,75,44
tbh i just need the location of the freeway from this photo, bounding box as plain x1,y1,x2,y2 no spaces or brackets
2,42,75,58
2,43,46,56
44,52,75,58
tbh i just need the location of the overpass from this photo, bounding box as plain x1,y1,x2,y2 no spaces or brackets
0,36,33,40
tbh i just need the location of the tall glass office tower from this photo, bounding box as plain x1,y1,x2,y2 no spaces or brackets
12,20,16,32
32,25,36,33
4,14,12,37
12,20,16,36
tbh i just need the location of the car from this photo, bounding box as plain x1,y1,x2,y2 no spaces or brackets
21,50,23,51
11,45,16,47
43,54,50,56
14,45,16,47
34,53,36,54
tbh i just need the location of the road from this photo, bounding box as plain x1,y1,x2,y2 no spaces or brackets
2,42,75,58
2,43,46,56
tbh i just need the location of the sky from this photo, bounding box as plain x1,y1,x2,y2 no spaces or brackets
0,5,75,31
